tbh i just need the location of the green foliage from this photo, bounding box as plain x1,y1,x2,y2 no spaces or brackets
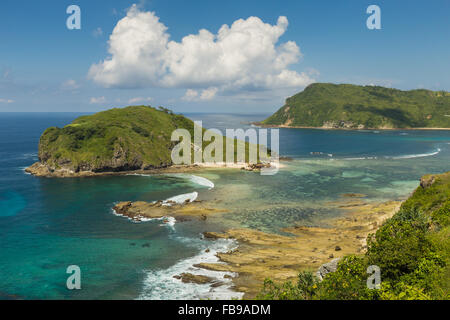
262,83,450,129
257,271,318,300
378,282,432,300
314,256,377,300
37,105,267,173
38,106,189,172
366,208,434,279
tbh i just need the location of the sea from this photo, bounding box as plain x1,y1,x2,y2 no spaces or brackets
0,112,449,300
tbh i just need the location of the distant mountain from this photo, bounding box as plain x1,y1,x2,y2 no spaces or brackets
261,83,450,129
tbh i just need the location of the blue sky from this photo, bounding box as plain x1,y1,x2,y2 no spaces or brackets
0,0,449,113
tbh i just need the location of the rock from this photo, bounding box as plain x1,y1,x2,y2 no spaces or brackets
205,248,210,253
420,175,436,189
113,201,132,214
335,246,342,251
329,254,334,258
316,258,342,281
203,232,228,239
224,274,232,279
341,193,367,198
173,273,213,284
211,281,225,288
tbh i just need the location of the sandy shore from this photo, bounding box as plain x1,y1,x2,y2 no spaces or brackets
25,161,282,178
198,196,403,299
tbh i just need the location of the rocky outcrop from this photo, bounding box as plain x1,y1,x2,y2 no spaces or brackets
241,163,271,172
173,273,214,284
420,175,436,189
112,199,226,222
24,162,94,177
316,258,342,281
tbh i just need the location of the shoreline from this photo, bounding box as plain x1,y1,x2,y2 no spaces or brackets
25,161,283,178
253,123,450,131
199,196,404,299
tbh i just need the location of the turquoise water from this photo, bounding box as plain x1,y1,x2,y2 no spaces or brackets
0,113,449,299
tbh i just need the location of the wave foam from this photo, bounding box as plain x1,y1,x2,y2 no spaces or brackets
137,238,243,300
163,192,198,206
390,148,441,159
188,175,215,189
111,208,176,229
340,148,441,161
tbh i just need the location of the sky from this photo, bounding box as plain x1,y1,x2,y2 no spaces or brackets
0,0,449,113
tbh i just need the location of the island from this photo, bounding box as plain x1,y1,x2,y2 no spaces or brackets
258,83,450,129
25,105,267,177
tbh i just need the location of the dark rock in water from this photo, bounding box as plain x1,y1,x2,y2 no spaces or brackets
341,193,367,198
203,232,228,239
142,243,150,248
114,201,132,214
316,258,342,281
130,243,136,246
211,281,225,288
173,273,213,284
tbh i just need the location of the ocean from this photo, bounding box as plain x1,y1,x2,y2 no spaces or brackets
0,112,449,300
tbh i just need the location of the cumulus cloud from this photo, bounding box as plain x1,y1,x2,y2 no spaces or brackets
61,79,80,90
128,96,152,104
182,87,218,101
92,27,103,38
88,5,316,100
90,96,106,104
0,98,14,103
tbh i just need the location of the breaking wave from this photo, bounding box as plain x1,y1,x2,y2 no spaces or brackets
137,237,242,300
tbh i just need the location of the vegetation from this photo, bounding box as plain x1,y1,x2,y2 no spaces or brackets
262,83,450,129
37,105,266,173
258,172,450,300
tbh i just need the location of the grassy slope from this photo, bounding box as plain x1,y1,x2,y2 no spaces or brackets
262,83,450,129
39,106,193,172
38,106,265,173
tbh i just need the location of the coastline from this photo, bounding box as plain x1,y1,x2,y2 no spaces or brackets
254,123,450,131
199,196,404,299
25,161,283,178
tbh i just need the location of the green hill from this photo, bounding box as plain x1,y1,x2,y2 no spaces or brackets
26,106,263,177
261,83,450,129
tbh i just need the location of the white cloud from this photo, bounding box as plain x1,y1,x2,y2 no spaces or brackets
199,87,218,100
182,87,218,101
182,89,199,101
92,27,103,38
0,98,14,103
89,96,106,104
61,79,80,90
128,96,152,104
88,5,316,100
